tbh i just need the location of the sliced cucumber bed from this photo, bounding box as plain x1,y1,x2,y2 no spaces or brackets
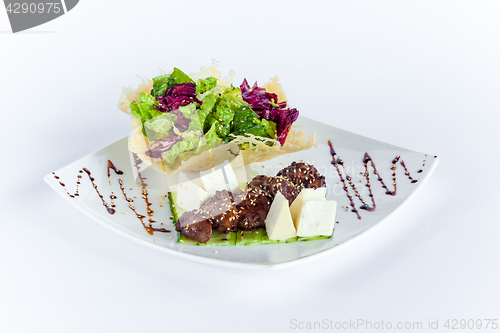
168,191,332,246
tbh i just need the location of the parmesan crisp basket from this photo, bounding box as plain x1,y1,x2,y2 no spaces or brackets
117,62,317,174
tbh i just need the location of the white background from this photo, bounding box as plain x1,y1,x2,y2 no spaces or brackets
1,1,499,332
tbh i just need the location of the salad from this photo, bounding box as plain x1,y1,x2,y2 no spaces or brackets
118,64,317,173
126,67,299,171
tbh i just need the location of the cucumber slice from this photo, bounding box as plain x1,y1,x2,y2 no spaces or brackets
236,228,265,246
177,230,237,246
297,234,332,242
168,191,185,224
259,231,297,244
198,231,237,246
177,231,198,245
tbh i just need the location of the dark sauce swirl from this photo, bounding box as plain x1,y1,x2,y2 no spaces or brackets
52,158,170,234
328,139,420,220
129,153,169,235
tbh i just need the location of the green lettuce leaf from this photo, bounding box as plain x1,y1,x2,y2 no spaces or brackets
162,136,201,169
197,94,216,130
179,127,202,141
170,68,193,85
178,103,198,120
198,84,225,102
130,93,164,135
196,77,217,95
203,88,246,139
257,117,277,139
144,113,177,141
231,106,277,140
205,121,223,148
151,68,193,99
231,106,257,133
178,103,204,133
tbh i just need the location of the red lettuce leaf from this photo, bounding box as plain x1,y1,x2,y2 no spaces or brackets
262,108,299,145
154,83,201,112
240,79,298,145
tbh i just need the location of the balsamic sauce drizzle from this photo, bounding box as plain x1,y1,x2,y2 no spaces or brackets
52,157,170,235
327,139,420,220
53,168,115,214
417,154,427,173
106,160,123,212
129,153,170,235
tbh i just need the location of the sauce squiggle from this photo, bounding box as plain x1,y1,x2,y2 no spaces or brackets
52,157,170,235
328,139,424,220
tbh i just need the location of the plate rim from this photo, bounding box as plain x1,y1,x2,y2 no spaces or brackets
44,117,439,270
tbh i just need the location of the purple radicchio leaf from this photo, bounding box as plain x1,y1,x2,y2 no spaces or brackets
240,79,286,116
240,78,298,145
154,83,201,112
172,109,190,132
262,108,299,145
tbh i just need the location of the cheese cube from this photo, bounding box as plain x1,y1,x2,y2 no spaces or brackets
177,181,210,212
200,168,228,196
295,200,337,237
289,187,327,225
223,162,240,193
264,192,297,240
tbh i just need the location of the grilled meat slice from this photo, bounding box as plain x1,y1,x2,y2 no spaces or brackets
276,162,326,190
234,181,272,231
245,175,273,197
232,173,298,231
268,175,299,204
175,209,213,243
201,190,239,233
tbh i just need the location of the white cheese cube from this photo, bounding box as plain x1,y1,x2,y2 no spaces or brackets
264,192,297,240
289,187,327,225
223,162,240,193
176,181,210,211
200,168,228,196
295,200,337,237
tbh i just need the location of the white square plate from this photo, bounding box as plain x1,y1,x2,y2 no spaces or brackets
44,116,438,269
